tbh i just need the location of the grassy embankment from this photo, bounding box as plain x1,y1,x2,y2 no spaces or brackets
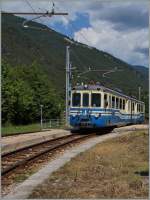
30,130,149,199
2,120,66,136
2,124,41,136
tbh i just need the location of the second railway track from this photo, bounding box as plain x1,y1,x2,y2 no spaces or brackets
2,133,96,176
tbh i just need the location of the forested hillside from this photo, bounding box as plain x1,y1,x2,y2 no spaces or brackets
2,13,149,124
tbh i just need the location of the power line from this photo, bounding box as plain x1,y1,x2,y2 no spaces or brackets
54,4,93,46
23,0,51,32
5,0,68,16
54,4,89,69
70,49,88,69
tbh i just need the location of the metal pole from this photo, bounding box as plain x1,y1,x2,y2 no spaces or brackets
3,12,68,15
40,105,43,130
139,86,141,101
66,46,70,126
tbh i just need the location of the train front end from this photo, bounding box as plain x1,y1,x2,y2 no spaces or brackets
69,85,105,130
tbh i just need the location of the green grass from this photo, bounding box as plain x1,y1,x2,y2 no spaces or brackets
2,123,41,136
30,130,149,199
2,120,66,136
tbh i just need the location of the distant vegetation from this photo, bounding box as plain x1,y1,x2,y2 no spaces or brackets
1,13,149,125
2,61,63,125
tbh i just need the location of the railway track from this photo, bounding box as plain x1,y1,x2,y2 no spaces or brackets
2,133,95,176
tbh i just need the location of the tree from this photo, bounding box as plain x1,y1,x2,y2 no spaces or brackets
2,61,63,125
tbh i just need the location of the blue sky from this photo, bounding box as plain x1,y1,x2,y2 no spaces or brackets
1,0,149,67
51,12,91,38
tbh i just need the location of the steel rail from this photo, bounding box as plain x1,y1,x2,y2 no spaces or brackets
2,134,95,175
2,134,76,157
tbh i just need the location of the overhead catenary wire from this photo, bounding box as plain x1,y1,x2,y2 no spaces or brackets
54,4,121,80
19,1,123,82
21,0,68,59
23,0,52,32
22,15,49,30
54,3,93,46
54,4,89,69
21,0,53,61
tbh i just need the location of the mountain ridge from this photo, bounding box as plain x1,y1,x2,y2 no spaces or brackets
2,13,149,117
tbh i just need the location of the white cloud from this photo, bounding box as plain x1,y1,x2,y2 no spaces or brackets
1,0,149,66
74,20,149,66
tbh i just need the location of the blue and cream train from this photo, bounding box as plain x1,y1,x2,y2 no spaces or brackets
69,84,145,130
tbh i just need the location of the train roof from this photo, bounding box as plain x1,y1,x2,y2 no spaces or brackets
72,84,144,104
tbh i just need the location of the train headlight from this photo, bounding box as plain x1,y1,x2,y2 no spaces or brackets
95,114,99,118
94,113,101,119
84,84,88,89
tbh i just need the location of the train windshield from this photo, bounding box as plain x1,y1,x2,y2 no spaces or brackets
83,93,89,107
72,93,81,107
91,93,101,107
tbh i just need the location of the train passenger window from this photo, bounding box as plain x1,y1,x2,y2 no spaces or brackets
112,96,115,108
104,94,108,108
137,104,139,112
123,99,125,110
141,105,143,112
109,95,112,108
72,93,81,107
139,104,141,112
128,101,131,112
120,99,122,109
83,93,89,107
116,97,119,109
91,93,101,107
132,102,135,111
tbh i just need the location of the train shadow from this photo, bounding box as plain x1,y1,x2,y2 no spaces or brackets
71,126,115,136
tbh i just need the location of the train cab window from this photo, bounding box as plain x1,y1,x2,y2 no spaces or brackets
123,99,125,110
104,94,108,108
120,99,122,109
116,97,119,109
137,104,139,112
112,96,115,108
91,93,101,107
72,93,81,107
83,93,89,107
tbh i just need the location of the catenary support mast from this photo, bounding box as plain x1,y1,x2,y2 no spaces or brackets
66,46,71,126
